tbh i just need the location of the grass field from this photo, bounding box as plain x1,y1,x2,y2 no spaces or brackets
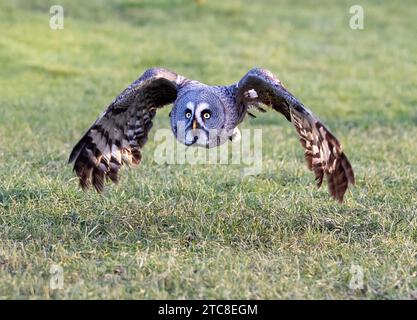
0,0,416,299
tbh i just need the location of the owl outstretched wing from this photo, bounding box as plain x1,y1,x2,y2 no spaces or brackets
69,67,185,192
235,68,355,202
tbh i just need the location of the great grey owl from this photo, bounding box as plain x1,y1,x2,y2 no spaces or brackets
69,67,355,202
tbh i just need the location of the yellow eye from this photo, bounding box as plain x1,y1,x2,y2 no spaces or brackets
203,112,211,119
185,112,192,119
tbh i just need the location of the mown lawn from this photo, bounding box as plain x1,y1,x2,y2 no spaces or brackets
0,0,416,299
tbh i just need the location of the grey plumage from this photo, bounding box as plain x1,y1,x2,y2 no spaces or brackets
69,67,355,202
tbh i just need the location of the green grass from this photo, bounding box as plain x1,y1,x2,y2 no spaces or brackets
0,0,417,299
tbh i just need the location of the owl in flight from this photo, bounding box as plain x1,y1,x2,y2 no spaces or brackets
69,67,355,202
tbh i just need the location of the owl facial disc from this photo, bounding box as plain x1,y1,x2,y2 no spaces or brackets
170,90,230,148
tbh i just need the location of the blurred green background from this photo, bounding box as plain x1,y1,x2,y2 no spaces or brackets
0,0,416,299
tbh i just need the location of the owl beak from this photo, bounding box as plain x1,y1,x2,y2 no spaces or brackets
192,119,198,130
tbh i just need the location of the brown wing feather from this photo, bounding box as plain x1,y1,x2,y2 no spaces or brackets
69,68,181,192
236,68,355,202
291,106,355,202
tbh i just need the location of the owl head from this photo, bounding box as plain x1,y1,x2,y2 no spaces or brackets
170,89,230,148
